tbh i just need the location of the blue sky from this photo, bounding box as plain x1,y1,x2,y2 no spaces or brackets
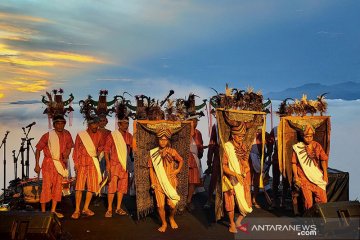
0,1,359,199
0,0,359,102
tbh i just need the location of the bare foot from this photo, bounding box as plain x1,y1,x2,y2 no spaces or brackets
235,219,241,227
158,224,167,232
252,200,261,209
229,223,238,233
169,218,178,229
235,215,244,227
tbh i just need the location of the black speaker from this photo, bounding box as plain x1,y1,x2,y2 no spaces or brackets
303,201,360,238
0,211,62,240
327,167,349,202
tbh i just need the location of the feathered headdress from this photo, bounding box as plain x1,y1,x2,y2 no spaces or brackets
79,97,97,123
115,94,134,122
41,89,74,128
277,93,328,116
176,92,207,121
84,89,120,117
209,84,267,112
134,91,173,120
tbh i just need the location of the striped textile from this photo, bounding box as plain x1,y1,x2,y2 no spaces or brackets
75,165,99,192
36,130,73,203
108,172,128,194
188,154,200,184
40,160,63,203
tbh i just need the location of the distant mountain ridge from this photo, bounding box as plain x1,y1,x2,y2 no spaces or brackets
5,82,360,104
9,100,80,105
266,81,360,100
9,100,41,105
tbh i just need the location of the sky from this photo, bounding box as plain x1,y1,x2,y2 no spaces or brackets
0,0,359,103
0,1,359,200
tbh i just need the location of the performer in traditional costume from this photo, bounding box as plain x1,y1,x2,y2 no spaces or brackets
97,114,111,196
249,129,271,208
34,114,74,218
104,114,133,217
148,127,184,232
71,115,105,219
186,116,204,211
291,124,328,210
98,115,111,150
276,95,331,215
222,121,253,233
249,130,262,208
204,120,220,209
268,126,280,208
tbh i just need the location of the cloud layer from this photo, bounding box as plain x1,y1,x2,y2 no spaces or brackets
1,1,359,102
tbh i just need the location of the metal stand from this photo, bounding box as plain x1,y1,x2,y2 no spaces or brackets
18,138,26,179
25,137,35,178
12,150,17,179
0,131,10,202
15,124,36,180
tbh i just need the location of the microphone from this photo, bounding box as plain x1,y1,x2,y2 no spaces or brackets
25,122,36,128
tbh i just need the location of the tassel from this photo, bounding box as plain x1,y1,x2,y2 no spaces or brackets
204,101,209,137
270,102,273,130
67,157,72,179
208,101,212,137
69,102,73,127
114,99,119,129
48,116,52,129
259,115,266,189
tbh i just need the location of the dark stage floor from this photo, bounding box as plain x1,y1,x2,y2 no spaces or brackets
50,191,291,240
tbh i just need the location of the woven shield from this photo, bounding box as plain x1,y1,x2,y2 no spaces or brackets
277,116,331,186
133,120,191,219
215,108,266,221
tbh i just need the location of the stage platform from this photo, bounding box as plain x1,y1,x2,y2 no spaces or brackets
0,167,351,239
51,191,290,240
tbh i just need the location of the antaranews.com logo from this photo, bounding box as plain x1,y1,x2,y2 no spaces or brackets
251,223,317,236
235,217,359,240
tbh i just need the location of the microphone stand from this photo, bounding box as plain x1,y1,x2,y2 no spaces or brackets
26,138,35,178
22,126,35,179
12,150,17,180
0,131,10,202
18,138,26,180
16,124,36,180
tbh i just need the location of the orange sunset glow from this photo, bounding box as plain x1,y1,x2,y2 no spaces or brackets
0,11,107,100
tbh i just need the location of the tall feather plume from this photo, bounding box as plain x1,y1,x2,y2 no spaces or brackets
165,99,177,120
278,93,328,116
79,98,95,121
176,99,186,120
316,93,328,116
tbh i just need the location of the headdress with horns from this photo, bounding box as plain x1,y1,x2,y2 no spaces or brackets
41,89,74,128
87,114,100,124
303,124,315,135
52,114,66,124
222,111,247,135
142,122,183,139
230,122,247,135
79,97,99,124
185,111,205,121
156,127,173,139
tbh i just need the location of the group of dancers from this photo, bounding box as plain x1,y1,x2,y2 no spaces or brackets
32,88,330,233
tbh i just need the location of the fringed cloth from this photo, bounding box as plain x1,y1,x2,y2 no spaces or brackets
78,131,102,195
277,116,331,186
215,109,266,221
48,130,69,178
133,120,191,219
